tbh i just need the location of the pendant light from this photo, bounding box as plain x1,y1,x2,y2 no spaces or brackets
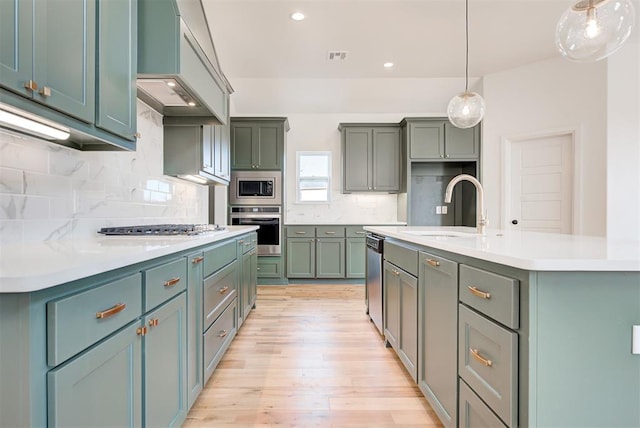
556,0,635,62
447,0,485,129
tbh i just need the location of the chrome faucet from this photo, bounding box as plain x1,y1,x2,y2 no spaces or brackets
444,174,488,235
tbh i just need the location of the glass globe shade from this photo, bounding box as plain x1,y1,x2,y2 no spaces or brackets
447,91,485,129
556,0,636,62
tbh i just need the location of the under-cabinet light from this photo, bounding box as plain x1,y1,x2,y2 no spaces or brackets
177,174,208,184
0,103,70,141
290,12,305,21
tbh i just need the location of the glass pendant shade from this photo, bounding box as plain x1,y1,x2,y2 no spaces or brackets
447,91,485,129
556,0,635,62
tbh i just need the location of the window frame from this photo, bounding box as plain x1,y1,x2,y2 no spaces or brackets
295,151,332,204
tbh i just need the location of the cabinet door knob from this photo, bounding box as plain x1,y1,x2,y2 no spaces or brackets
148,318,159,327
39,86,51,97
137,326,147,336
511,219,518,225
23,80,38,91
219,330,228,338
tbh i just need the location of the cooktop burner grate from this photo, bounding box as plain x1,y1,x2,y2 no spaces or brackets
98,224,226,236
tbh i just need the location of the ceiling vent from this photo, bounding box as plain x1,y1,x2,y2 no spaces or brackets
327,51,348,61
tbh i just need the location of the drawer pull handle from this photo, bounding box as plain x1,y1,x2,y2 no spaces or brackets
426,259,440,267
219,330,228,338
148,318,159,327
468,286,491,299
192,256,204,264
238,239,244,243
355,231,365,235
470,348,493,367
164,277,181,287
219,286,229,294
295,231,306,235
325,231,336,235
96,303,126,319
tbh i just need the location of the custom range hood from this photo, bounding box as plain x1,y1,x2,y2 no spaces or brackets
137,0,233,123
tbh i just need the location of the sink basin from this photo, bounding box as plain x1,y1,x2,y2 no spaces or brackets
401,230,478,238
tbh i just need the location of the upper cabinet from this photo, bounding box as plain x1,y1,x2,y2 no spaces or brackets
339,124,401,193
403,118,480,161
231,118,289,171
163,119,231,185
0,0,138,150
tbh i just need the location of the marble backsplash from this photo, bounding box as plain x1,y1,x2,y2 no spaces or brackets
0,101,209,245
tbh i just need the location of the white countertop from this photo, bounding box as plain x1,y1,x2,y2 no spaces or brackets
285,222,407,226
364,226,640,272
0,226,258,293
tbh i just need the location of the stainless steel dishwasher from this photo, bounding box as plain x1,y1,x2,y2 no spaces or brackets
366,233,384,335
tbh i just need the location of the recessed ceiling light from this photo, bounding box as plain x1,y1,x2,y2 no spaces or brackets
383,62,394,68
290,12,305,21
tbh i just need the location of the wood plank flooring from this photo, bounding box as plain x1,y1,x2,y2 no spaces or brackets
185,284,443,427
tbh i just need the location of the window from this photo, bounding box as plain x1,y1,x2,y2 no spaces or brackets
296,151,331,203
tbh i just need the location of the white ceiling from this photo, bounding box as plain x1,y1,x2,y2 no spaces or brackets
202,0,573,80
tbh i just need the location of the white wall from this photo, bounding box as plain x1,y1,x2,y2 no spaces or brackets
0,101,209,244
482,57,607,236
607,3,640,241
229,77,477,224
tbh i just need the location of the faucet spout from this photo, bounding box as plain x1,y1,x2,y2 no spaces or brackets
444,174,487,235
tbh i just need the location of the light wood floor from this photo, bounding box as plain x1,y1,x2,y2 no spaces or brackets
184,284,443,427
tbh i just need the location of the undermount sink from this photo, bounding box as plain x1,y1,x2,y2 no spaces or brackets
401,230,478,238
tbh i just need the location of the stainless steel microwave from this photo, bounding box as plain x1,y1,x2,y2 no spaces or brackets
229,171,281,205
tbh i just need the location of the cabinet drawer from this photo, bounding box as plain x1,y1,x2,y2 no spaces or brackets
459,380,507,428
384,241,419,277
316,226,345,237
286,226,315,237
237,233,256,254
203,260,237,331
459,305,517,427
459,264,519,329
203,297,237,382
144,258,187,311
345,226,367,238
47,273,142,367
204,240,237,277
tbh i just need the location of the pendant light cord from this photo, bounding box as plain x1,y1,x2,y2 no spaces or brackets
465,0,469,92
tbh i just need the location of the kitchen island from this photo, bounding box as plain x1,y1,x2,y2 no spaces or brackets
365,226,640,428
0,225,258,427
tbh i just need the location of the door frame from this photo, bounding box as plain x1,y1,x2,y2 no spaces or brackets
500,127,583,234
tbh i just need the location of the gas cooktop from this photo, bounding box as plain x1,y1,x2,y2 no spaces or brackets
97,224,226,236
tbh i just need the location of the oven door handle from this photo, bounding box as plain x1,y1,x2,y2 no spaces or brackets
231,216,279,222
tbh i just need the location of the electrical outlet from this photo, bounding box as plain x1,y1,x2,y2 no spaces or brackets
442,206,448,214
436,206,442,214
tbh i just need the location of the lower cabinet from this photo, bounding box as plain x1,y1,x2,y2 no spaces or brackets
286,237,315,278
143,293,188,428
203,297,237,383
459,379,507,428
418,252,458,428
317,238,345,278
383,260,418,381
186,252,204,410
346,237,366,278
238,233,258,327
48,322,143,427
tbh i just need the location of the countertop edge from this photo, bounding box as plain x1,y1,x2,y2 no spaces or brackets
0,226,258,293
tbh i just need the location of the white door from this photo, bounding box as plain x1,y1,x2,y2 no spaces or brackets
507,133,574,234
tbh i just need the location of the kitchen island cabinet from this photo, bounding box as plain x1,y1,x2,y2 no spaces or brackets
0,226,257,428
365,225,640,428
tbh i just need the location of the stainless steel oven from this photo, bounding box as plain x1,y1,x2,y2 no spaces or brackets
229,171,281,206
230,206,281,255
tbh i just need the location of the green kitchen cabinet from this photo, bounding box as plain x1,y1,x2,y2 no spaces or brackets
143,293,187,428
418,252,459,428
339,124,401,193
383,241,419,381
286,237,316,278
237,233,258,326
230,117,289,170
257,256,284,280
186,252,204,410
403,118,480,161
316,238,346,278
0,0,95,122
346,237,365,278
47,322,143,427
96,0,137,139
164,122,231,185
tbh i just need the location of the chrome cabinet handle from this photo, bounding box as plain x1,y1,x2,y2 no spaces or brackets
164,277,181,287
470,348,493,367
468,286,491,300
192,256,204,264
426,259,440,267
96,303,126,319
